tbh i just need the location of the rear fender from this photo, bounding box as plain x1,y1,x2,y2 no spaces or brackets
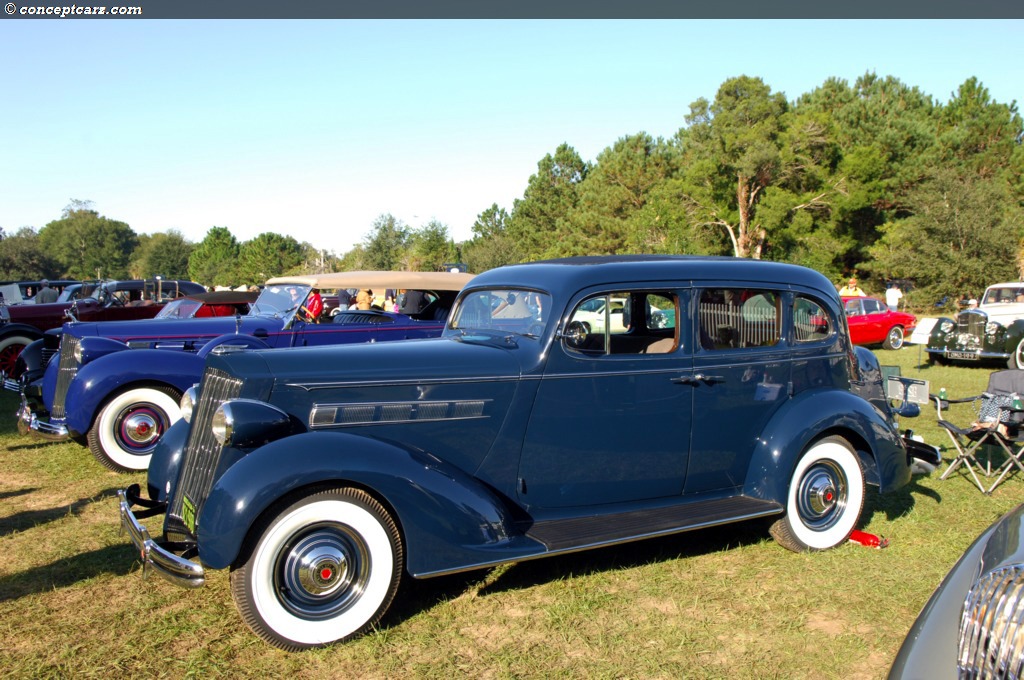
63,350,203,436
742,388,910,502
0,323,44,342
195,432,527,576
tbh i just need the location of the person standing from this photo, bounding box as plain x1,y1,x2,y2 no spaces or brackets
34,279,59,303
838,278,866,297
885,284,903,312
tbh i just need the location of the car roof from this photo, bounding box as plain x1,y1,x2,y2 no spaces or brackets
468,255,837,297
265,270,476,292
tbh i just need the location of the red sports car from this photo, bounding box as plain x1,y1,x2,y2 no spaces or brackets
842,296,917,350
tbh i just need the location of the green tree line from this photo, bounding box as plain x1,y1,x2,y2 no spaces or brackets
1,73,1020,305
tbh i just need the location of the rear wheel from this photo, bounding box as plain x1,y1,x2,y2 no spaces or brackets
87,386,181,472
882,326,905,350
770,436,865,552
230,487,403,650
0,335,34,378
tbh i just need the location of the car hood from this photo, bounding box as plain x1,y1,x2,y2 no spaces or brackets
61,315,279,342
212,335,527,388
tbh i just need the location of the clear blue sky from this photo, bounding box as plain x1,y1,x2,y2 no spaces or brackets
1,20,1021,256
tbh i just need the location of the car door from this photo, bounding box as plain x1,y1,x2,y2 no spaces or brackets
686,286,792,494
517,288,693,509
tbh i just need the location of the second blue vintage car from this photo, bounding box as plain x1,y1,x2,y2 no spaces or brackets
118,255,935,651
15,271,473,472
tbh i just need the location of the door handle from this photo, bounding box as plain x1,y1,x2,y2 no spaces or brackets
671,374,725,385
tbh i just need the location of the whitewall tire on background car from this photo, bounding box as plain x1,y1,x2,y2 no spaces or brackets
770,436,865,552
0,334,34,378
87,386,182,472
230,487,404,651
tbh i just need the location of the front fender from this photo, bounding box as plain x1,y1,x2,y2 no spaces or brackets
16,338,45,377
63,350,203,436
197,333,271,359
743,388,910,503
195,432,533,577
926,316,956,350
146,417,190,503
1002,319,1024,353
0,322,44,342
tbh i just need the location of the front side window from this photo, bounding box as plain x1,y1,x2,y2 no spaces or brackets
698,289,780,350
448,288,550,337
565,291,678,355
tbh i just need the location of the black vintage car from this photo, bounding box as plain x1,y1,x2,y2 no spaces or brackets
119,255,932,650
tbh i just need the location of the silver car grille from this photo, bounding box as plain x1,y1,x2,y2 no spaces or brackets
50,334,80,419
958,564,1024,679
168,367,243,534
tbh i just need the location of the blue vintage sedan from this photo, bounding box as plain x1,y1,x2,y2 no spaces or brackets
15,270,473,472
118,255,931,651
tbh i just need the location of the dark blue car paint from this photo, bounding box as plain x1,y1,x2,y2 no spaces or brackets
142,256,914,582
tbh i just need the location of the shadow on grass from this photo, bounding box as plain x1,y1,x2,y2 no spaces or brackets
0,487,121,537
387,515,772,627
0,487,38,501
0,542,140,602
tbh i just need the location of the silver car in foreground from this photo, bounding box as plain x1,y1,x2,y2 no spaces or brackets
889,502,1024,679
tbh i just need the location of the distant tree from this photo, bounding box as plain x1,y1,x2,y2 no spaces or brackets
0,227,61,280
406,220,457,271
362,214,410,270
188,227,240,287
236,232,304,286
507,143,589,259
38,202,138,279
296,242,342,275
130,230,193,279
462,203,520,273
866,167,1022,304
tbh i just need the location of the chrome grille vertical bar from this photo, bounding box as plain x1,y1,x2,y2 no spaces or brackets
50,334,80,419
168,367,243,530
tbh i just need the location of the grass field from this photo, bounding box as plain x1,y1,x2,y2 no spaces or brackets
1,348,1021,679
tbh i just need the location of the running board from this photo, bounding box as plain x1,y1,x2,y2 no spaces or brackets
523,496,783,552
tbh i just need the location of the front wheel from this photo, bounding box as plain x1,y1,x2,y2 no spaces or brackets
230,487,403,650
0,335,35,378
883,326,905,350
1008,338,1024,369
769,436,865,552
87,386,181,472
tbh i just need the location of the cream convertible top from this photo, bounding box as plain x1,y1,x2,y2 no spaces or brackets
265,270,476,292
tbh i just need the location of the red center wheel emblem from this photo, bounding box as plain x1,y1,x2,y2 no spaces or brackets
320,567,333,581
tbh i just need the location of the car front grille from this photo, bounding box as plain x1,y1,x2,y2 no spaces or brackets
168,367,243,535
50,334,80,419
958,564,1024,679
957,310,988,339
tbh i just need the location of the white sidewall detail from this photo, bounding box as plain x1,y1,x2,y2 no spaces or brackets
95,388,181,471
0,335,33,361
250,499,395,646
786,441,864,550
1015,339,1024,369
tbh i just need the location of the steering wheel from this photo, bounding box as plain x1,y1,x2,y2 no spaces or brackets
107,294,125,307
564,320,588,348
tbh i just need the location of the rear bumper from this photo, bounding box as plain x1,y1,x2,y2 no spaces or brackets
117,484,206,588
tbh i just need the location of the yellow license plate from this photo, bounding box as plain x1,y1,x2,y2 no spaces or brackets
181,494,197,534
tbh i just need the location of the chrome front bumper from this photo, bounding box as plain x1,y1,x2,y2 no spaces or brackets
16,397,69,441
117,485,206,588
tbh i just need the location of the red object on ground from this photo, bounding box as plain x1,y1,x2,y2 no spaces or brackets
848,529,890,549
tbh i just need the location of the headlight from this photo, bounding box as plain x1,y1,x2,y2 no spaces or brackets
211,404,233,445
179,386,197,424
987,322,1001,335
940,320,954,333
209,399,293,448
959,564,1024,677
72,342,84,364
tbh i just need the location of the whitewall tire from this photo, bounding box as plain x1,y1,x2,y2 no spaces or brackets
86,386,181,472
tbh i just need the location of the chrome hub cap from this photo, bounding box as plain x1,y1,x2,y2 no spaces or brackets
797,461,847,531
276,524,370,620
118,406,165,451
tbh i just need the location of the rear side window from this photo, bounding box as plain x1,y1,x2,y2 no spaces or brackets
794,296,831,343
698,289,781,350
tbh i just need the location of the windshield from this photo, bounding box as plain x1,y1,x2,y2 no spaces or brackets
250,283,312,319
447,288,551,338
155,298,202,319
983,286,1024,305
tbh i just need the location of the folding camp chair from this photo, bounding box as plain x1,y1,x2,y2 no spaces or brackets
935,369,1024,493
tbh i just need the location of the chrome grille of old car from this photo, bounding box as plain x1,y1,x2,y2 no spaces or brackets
958,564,1024,679
50,334,80,419
168,367,243,533
957,310,988,340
